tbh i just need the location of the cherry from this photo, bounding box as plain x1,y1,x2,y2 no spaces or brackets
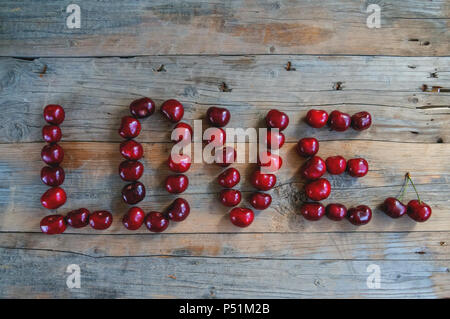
325,156,346,175
42,125,62,143
122,207,145,230
166,198,190,222
66,208,90,228
118,116,141,139
120,140,144,160
41,166,65,186
407,200,432,222
89,210,113,230
119,160,144,181
304,178,331,201
122,182,146,204
41,186,67,209
215,146,236,167
347,158,369,177
165,174,189,194
258,151,282,173
306,109,328,128
296,137,319,158
382,197,407,218
325,203,347,221
351,111,372,131
266,130,285,149
161,99,184,123
250,170,277,191
168,154,191,173
250,192,272,210
328,110,351,131
41,143,64,166
40,215,67,234
266,109,289,131
207,107,230,127
129,97,155,118
218,168,240,188
173,122,193,142
204,127,226,146
347,205,372,226
43,104,65,125
145,211,169,232
300,202,325,221
301,156,326,180
229,207,254,228
219,189,242,207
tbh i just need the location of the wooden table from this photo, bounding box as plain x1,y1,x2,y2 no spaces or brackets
0,1,449,298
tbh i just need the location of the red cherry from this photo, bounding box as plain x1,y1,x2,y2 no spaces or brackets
347,205,372,226
41,166,65,186
325,156,346,175
161,99,184,123
407,200,432,222
118,116,141,139
66,208,90,228
326,203,347,221
258,151,282,173
219,189,242,207
304,178,331,201
218,168,240,188
41,143,64,166
145,211,169,232
204,127,226,146
43,104,65,125
129,97,155,118
301,156,326,180
351,111,372,131
266,130,285,149
382,197,407,218
207,107,231,127
40,215,67,234
229,207,254,228
266,109,289,131
250,170,277,191
168,154,191,173
119,160,144,181
122,207,145,230
347,158,369,177
41,186,67,209
296,137,319,158
166,198,190,222
122,182,146,204
328,110,351,132
120,140,143,160
250,192,272,210
306,109,328,128
165,174,189,194
215,146,236,167
89,210,113,230
173,122,193,142
42,125,62,143
300,202,325,221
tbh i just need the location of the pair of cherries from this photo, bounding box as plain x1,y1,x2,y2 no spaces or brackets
40,209,113,234
306,109,372,131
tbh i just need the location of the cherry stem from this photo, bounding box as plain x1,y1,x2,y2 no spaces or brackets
406,172,422,204
397,175,409,202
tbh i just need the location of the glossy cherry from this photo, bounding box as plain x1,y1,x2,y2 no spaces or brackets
351,111,372,131
328,110,351,132
204,127,226,146
122,207,145,230
301,156,326,180
266,130,285,149
219,189,242,207
258,151,282,173
300,202,325,221
165,174,189,194
121,182,146,204
407,200,432,222
347,158,369,177
42,125,62,143
296,137,319,158
207,107,231,127
41,186,67,209
215,146,236,167
304,178,331,201
168,154,191,173
250,192,272,210
118,116,141,139
43,104,65,125
173,122,193,142
306,109,328,128
119,160,144,181
266,109,289,131
41,143,64,166
229,207,254,228
326,203,347,221
145,211,169,232
347,205,372,226
40,215,67,234
250,170,277,191
66,208,90,228
129,97,155,118
382,197,407,218
218,168,240,188
161,99,184,123
326,156,347,175
41,166,65,186
166,198,190,222
120,140,144,160
89,210,113,230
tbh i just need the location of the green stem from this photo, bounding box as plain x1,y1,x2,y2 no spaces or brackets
397,174,409,201
406,173,422,204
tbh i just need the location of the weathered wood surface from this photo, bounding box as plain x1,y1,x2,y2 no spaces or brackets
1,0,449,57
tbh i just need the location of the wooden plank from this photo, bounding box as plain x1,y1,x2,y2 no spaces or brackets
0,248,448,298
0,0,448,56
0,56,449,144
